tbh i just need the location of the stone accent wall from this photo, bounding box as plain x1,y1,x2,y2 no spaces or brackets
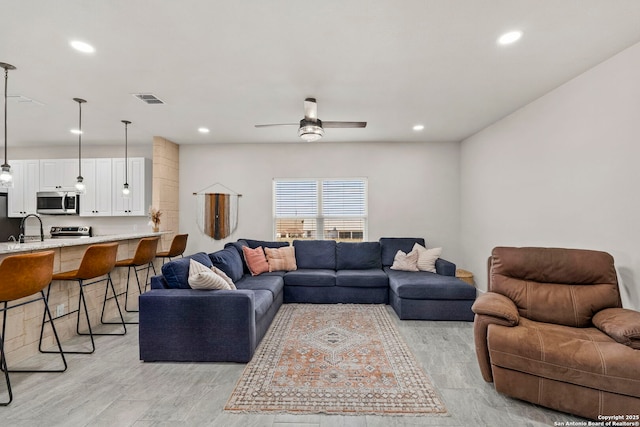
152,136,180,251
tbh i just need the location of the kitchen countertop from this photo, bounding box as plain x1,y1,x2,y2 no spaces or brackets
0,231,168,255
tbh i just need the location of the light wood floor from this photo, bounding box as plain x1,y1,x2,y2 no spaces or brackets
0,306,586,426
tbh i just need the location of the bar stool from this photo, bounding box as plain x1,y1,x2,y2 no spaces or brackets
115,236,159,316
39,243,124,355
0,251,66,406
156,233,188,265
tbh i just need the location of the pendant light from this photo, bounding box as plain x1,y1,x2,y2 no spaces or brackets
0,62,16,188
122,120,131,197
73,98,87,194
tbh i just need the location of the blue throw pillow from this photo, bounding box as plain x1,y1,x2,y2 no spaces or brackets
336,242,382,270
209,247,244,282
225,240,250,274
161,252,212,289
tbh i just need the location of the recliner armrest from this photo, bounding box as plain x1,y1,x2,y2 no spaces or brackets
593,307,640,350
472,292,519,325
472,292,520,383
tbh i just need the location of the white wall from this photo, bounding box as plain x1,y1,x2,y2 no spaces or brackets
460,42,640,309
179,141,461,262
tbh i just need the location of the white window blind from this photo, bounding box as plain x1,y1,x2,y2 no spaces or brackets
274,178,367,242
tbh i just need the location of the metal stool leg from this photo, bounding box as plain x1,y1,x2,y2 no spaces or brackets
123,265,138,313
143,261,156,292
7,292,67,405
41,280,95,355
72,281,96,354
100,274,127,334
0,303,13,406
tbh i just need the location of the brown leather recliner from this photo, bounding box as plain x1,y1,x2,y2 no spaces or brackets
472,247,640,420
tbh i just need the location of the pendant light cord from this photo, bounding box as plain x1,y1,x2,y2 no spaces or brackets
78,100,82,176
124,121,128,184
3,67,7,166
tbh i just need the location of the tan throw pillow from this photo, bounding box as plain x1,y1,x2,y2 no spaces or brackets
212,266,236,290
188,259,231,290
413,243,442,273
264,246,297,272
242,246,269,276
390,249,419,271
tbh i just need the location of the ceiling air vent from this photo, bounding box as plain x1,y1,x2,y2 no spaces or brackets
133,93,165,105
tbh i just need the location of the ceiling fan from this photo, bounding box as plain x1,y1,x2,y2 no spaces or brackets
255,98,367,142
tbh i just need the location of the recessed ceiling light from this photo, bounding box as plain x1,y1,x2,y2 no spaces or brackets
70,40,95,53
70,129,82,135
198,127,210,134
497,31,523,45
413,124,425,131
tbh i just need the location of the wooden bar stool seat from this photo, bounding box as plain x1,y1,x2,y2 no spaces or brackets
39,243,124,355
156,233,188,265
115,236,159,317
0,251,66,406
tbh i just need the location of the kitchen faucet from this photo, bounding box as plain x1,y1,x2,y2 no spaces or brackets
19,214,44,243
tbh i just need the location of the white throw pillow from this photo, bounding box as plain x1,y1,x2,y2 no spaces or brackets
212,266,236,289
413,243,442,273
390,249,419,272
188,259,231,290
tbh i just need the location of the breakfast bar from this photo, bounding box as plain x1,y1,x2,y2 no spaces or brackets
0,231,167,364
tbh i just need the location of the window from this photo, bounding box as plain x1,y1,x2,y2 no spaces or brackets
274,178,367,242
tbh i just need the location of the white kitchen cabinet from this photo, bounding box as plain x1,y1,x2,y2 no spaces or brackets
40,158,79,191
7,159,40,217
80,158,112,216
112,157,151,216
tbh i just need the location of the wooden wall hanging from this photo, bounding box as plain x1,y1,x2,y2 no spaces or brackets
193,183,241,240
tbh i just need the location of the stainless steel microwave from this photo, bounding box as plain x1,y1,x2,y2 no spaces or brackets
36,191,80,215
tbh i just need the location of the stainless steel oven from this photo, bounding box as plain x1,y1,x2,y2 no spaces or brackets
36,191,80,215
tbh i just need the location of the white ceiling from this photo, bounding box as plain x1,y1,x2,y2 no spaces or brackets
2,0,640,147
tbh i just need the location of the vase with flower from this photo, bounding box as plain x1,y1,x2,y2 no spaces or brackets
149,206,162,232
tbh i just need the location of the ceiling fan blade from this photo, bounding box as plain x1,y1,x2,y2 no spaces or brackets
322,121,367,128
254,123,299,128
304,98,318,121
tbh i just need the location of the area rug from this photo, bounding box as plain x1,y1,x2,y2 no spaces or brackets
224,304,447,416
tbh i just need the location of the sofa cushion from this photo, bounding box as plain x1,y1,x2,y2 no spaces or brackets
162,252,213,289
252,289,274,319
336,242,382,270
212,266,236,289
414,244,442,272
209,247,244,283
264,246,297,272
187,259,232,290
293,240,336,270
225,240,250,274
336,269,388,288
386,267,476,300
390,249,419,272
236,274,284,298
488,317,640,398
284,269,336,287
242,246,269,276
380,237,426,267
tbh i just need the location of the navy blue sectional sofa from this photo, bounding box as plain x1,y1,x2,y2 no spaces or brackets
139,237,476,363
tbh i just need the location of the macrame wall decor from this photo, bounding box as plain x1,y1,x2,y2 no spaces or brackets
193,183,241,240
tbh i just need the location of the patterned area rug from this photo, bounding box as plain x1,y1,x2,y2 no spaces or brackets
224,304,447,416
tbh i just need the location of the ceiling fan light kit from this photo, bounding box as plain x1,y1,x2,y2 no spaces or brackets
298,119,324,142
256,97,366,142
